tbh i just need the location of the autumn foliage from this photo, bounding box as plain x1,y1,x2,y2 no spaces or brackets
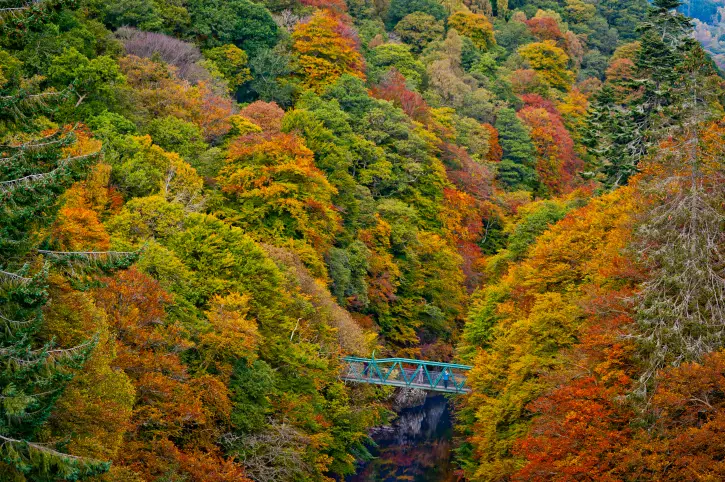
460,187,638,480
120,56,235,141
482,123,502,162
5,0,723,480
93,268,250,481
219,131,341,250
518,40,574,92
292,11,366,92
525,15,564,42
448,11,496,50
518,94,583,194
371,69,431,123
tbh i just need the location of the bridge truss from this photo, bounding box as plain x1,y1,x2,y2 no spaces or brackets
341,356,472,394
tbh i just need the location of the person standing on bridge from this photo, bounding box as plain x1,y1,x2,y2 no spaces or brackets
442,369,449,389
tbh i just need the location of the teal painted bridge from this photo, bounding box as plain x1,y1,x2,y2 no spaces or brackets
341,356,473,394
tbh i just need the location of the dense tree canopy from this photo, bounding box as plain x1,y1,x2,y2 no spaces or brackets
2,0,724,479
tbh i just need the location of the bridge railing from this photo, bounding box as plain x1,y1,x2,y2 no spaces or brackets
341,356,473,394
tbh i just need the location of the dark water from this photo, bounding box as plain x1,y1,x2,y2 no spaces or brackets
347,395,457,482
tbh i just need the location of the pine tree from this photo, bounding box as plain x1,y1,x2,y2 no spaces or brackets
629,0,698,155
632,125,725,398
631,44,724,398
0,105,114,482
584,0,715,189
494,107,539,192
582,85,639,187
626,5,725,397
0,3,134,478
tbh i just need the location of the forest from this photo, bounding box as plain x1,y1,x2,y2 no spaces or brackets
0,0,724,480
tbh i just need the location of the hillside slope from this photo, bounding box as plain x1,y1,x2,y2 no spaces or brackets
0,0,723,480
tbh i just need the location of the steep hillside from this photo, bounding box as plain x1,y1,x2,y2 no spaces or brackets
457,2,725,480
0,0,723,480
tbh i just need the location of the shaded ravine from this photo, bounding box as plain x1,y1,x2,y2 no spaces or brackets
347,395,457,482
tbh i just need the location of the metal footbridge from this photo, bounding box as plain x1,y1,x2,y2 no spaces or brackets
341,355,472,394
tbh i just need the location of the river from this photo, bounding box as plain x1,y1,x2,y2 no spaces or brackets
347,395,458,482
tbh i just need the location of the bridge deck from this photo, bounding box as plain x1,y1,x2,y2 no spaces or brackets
341,374,472,393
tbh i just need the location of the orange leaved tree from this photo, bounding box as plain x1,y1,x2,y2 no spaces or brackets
292,10,365,92
218,132,341,250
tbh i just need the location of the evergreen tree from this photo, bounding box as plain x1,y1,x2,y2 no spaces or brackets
631,41,724,397
494,107,538,191
584,0,716,188
629,0,697,154
0,3,134,478
632,123,725,397
582,85,638,187
0,89,110,482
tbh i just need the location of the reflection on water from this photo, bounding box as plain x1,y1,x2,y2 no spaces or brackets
347,395,458,482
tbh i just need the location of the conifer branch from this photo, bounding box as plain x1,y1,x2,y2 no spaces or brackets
0,169,63,192
0,128,77,168
0,151,21,165
0,310,32,326
0,434,94,462
0,88,74,122
37,249,138,258
46,338,96,360
38,248,142,275
0,150,100,194
0,311,23,323
0,337,95,364
0,134,70,152
0,6,30,12
0,269,32,285
0,88,70,102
